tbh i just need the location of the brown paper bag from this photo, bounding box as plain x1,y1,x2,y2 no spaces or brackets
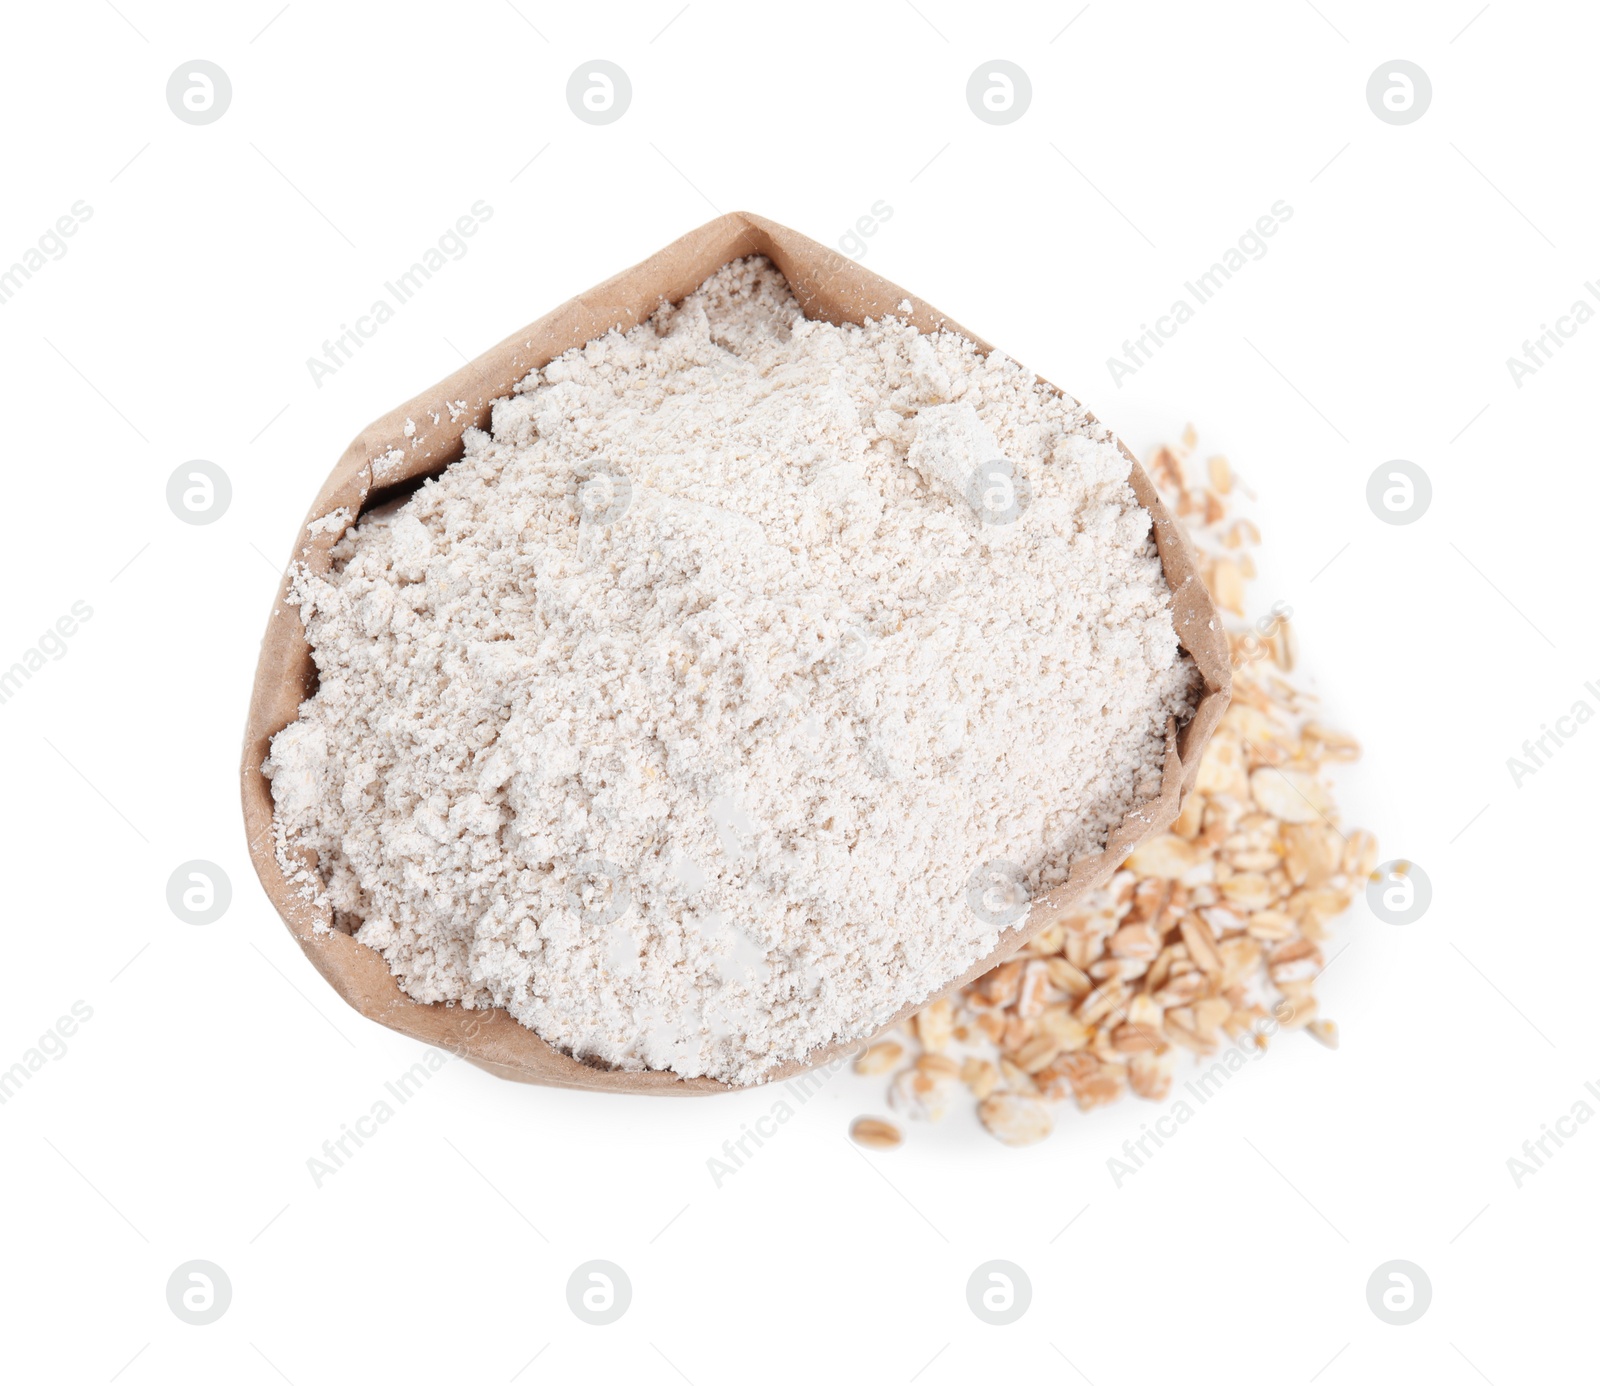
240,211,1230,1094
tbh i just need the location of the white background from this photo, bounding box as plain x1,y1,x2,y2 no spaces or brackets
1,1,1594,1382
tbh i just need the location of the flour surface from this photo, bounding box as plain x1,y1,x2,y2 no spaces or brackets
266,257,1198,1084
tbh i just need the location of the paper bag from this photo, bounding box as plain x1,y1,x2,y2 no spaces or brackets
240,211,1230,1093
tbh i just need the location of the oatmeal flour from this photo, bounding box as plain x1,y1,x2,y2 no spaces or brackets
265,256,1198,1085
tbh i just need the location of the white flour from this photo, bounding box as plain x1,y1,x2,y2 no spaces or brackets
266,256,1198,1085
